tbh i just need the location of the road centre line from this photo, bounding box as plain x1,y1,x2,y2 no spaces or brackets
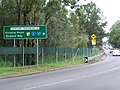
21,64,120,90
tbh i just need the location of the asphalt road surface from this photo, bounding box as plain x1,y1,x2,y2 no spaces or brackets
0,55,120,90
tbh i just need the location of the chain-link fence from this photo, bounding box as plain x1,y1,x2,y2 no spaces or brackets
0,47,103,67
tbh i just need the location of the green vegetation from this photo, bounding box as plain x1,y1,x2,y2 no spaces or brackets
0,0,105,69
0,59,84,77
0,0,107,48
108,20,120,49
0,47,103,78
0,47,102,67
0,61,13,67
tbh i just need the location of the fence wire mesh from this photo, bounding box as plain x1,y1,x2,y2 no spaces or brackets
0,47,103,67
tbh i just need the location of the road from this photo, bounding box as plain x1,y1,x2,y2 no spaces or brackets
0,55,120,90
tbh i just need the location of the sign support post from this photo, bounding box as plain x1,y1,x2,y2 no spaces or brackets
91,34,97,56
3,25,47,67
37,39,39,66
91,34,97,45
14,39,16,67
22,44,24,66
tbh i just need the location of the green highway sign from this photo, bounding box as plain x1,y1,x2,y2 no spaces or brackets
3,25,47,39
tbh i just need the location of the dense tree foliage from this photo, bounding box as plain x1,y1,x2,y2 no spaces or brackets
75,2,107,47
0,0,107,48
109,20,120,48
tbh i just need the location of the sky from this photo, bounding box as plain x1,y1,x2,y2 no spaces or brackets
79,0,120,33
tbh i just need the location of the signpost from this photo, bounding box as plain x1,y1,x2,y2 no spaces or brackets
91,34,96,39
91,34,97,57
3,25,47,39
91,34,97,45
3,25,47,67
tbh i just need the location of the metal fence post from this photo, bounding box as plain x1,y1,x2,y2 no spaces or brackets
87,48,89,57
72,48,74,61
56,48,58,63
79,48,80,60
37,39,39,66
90,48,92,57
42,47,44,64
23,46,24,66
14,39,16,67
83,48,84,61
65,48,67,62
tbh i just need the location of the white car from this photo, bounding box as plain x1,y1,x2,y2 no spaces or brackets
112,50,120,56
109,48,114,53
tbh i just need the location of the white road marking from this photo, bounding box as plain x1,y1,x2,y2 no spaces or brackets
21,64,120,90
21,78,74,90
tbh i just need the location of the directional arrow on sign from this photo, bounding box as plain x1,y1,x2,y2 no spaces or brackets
43,32,45,36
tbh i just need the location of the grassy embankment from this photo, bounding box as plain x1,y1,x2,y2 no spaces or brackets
0,57,85,77
0,49,102,78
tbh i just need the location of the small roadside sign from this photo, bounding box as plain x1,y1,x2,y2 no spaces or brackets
92,39,96,42
92,39,96,45
91,34,97,45
91,34,96,39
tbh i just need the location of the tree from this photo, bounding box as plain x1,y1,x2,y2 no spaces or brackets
109,20,120,48
0,0,107,48
75,2,107,47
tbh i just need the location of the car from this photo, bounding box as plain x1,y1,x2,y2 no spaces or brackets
109,48,114,53
112,50,120,56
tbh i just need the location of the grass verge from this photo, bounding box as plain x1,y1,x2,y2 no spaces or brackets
0,53,105,79
0,60,84,78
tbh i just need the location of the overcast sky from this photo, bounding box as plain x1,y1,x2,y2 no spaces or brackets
79,0,120,32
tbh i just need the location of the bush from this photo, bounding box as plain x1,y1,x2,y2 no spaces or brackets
0,61,13,67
